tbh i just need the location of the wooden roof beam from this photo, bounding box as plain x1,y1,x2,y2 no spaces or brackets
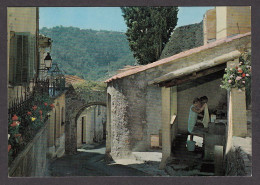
159,63,226,88
149,50,241,85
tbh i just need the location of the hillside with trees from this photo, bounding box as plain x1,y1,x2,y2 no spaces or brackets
40,26,136,81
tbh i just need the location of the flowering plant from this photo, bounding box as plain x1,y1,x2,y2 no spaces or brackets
221,52,251,91
8,94,54,165
8,115,23,163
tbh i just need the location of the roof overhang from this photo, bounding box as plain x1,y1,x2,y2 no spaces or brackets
148,50,241,87
105,32,251,83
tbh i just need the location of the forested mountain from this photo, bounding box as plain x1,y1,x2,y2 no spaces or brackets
40,26,136,81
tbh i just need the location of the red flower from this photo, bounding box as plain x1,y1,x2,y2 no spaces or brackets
8,145,11,152
10,122,17,127
50,104,55,108
32,105,37,111
14,134,21,137
10,121,20,127
27,112,32,115
12,114,18,121
39,110,43,115
44,102,48,106
242,73,246,77
235,66,238,69
238,69,243,73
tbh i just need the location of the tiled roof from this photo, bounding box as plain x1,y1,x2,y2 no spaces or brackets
105,32,251,83
65,75,85,84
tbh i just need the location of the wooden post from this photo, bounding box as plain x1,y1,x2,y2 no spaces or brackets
159,87,171,169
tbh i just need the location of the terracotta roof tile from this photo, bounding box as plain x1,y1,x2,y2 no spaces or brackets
105,32,251,83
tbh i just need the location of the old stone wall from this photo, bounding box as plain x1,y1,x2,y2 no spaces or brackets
107,80,131,158
226,7,251,37
146,85,162,149
203,8,216,44
8,121,49,177
65,85,106,155
216,6,251,40
108,72,163,158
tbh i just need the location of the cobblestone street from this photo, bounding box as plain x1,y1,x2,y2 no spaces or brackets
48,143,151,176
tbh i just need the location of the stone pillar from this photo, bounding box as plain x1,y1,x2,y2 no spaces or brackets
65,117,77,155
159,87,171,169
227,59,247,137
230,88,247,137
170,86,178,141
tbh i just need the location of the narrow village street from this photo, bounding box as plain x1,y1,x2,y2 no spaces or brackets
48,143,151,176
6,7,252,179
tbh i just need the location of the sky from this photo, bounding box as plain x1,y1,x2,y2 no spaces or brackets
39,7,214,32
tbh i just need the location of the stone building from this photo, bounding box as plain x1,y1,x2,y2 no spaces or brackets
7,7,66,176
8,7,39,104
63,75,107,154
105,6,251,174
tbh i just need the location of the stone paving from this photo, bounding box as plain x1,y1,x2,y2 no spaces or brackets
48,143,151,176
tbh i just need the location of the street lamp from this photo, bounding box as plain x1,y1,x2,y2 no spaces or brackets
44,52,52,70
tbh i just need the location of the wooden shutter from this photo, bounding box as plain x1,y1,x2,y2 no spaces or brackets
9,32,17,84
10,32,35,85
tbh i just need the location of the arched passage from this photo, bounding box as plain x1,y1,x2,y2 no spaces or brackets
75,102,107,122
65,85,107,155
75,102,107,148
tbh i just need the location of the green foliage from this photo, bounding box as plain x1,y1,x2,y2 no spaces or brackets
40,26,136,81
73,80,106,93
160,22,203,59
121,7,178,65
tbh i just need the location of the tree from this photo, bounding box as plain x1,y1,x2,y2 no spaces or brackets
121,7,178,65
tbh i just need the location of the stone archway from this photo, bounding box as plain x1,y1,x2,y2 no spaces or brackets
75,102,107,122
75,102,107,147
65,85,106,155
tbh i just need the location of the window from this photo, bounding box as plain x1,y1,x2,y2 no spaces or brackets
9,32,36,85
